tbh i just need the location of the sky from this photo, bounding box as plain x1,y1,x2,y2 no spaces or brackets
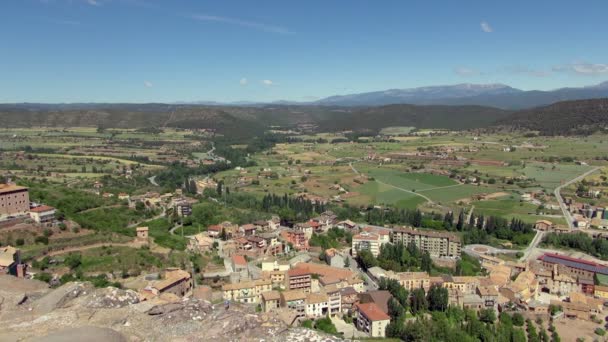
1,0,608,103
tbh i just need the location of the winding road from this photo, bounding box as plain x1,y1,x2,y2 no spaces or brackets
554,166,600,230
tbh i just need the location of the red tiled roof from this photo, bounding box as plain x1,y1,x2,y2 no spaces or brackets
288,268,311,277
356,302,390,321
30,205,55,213
231,255,247,266
208,225,221,231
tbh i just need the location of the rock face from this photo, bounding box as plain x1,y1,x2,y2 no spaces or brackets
0,277,344,341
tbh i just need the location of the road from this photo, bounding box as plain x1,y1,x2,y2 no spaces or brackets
343,251,378,291
554,167,600,230
520,230,545,262
466,205,475,225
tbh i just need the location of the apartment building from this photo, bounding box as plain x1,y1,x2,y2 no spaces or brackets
351,232,381,257
354,302,391,338
286,268,312,293
0,184,29,219
392,226,461,258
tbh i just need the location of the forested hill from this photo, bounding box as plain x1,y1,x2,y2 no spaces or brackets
0,103,511,133
495,98,608,135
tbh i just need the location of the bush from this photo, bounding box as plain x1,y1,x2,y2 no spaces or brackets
15,238,25,246
35,236,49,245
595,328,605,336
34,272,52,283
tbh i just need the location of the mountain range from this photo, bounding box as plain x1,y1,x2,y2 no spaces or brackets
309,81,608,109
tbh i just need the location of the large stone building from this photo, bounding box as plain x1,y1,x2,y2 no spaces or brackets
0,184,29,219
391,226,461,258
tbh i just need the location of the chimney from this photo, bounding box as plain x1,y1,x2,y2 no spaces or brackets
16,264,26,278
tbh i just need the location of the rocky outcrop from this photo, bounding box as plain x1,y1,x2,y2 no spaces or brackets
0,278,344,341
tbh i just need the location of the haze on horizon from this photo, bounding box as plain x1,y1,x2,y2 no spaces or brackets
2,0,608,103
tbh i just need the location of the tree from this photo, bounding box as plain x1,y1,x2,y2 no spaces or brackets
64,253,82,270
427,285,448,312
421,251,432,273
512,312,525,326
410,288,427,315
479,308,496,323
344,257,350,268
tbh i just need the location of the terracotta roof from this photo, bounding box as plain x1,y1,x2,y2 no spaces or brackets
281,290,307,302
231,255,247,267
356,302,390,321
208,225,221,231
262,290,281,301
241,224,256,230
358,290,392,314
352,232,380,241
306,293,328,305
287,268,311,277
0,184,27,194
30,205,55,213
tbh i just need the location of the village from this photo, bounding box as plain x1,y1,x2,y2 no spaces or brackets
3,178,608,340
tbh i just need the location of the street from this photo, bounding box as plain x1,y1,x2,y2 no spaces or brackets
554,167,600,230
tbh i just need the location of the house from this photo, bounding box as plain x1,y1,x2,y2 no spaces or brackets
0,246,25,277
235,237,253,251
240,224,257,236
261,290,281,312
358,290,392,315
222,279,273,304
175,200,193,217
150,268,193,297
340,286,359,314
336,220,358,230
354,302,391,338
190,233,213,252
361,226,391,244
462,294,484,311
534,219,554,231
231,254,248,273
305,293,329,318
280,290,307,319
538,253,608,280
29,205,56,224
207,224,222,238
323,248,345,268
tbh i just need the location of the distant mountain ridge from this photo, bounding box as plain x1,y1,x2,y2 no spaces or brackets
311,81,608,109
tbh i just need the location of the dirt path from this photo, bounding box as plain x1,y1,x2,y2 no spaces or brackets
35,241,141,260
349,162,434,204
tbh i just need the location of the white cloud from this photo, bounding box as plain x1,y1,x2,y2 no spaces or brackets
239,78,248,86
454,67,479,77
553,62,608,76
87,0,100,6
480,21,493,33
261,79,274,86
504,66,551,77
189,14,293,35
144,81,153,88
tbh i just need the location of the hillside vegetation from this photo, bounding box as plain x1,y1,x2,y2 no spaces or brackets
497,98,608,135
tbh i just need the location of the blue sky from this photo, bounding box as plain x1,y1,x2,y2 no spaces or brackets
2,0,608,103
